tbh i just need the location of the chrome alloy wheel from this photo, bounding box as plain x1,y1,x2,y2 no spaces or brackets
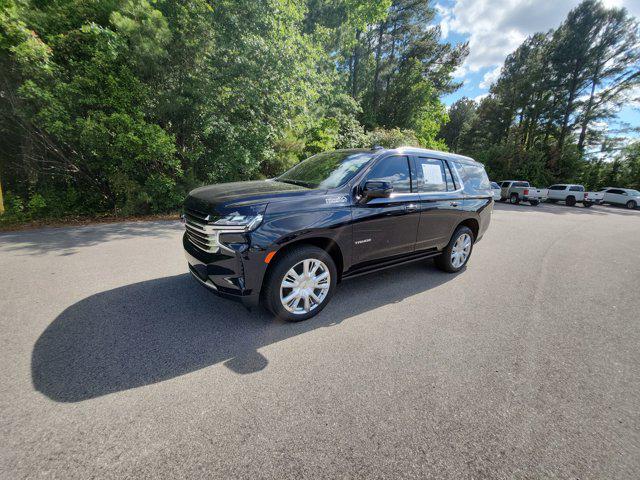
451,233,472,268
280,259,331,315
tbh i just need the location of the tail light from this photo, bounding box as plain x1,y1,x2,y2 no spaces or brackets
584,192,589,199
524,189,529,196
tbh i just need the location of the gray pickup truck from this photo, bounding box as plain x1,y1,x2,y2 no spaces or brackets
499,180,547,206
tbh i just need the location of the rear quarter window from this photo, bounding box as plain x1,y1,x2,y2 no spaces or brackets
453,162,491,191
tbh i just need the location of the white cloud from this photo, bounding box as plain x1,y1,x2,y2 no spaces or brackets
435,3,452,38
473,93,489,103
479,65,502,89
452,64,468,79
440,0,640,76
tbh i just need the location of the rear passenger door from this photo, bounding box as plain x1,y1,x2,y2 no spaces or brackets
413,157,463,251
568,185,584,200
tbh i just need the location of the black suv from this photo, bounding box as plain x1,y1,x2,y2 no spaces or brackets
183,148,493,321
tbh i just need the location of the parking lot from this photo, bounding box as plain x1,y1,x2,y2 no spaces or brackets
1,202,639,479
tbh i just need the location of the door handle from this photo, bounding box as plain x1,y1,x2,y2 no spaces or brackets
450,201,459,207
406,203,419,211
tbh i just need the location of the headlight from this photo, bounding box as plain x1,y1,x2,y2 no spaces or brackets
213,213,263,231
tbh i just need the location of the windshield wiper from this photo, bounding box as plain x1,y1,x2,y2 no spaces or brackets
277,178,313,188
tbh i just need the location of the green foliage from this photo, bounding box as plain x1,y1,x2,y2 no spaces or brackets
438,98,476,153
364,128,420,149
0,0,465,220
448,0,640,186
577,141,640,190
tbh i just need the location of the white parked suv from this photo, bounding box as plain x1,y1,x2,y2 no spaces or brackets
546,184,605,207
600,188,640,209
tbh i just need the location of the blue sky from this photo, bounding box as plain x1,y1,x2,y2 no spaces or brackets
436,0,640,137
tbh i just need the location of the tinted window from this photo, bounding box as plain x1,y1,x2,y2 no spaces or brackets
501,182,511,188
365,156,411,193
569,185,584,192
415,158,447,192
444,162,456,191
513,181,530,188
454,162,491,191
549,185,566,190
608,189,623,194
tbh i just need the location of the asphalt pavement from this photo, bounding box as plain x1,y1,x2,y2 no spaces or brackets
1,202,639,479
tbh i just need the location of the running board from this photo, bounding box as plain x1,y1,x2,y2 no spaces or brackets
342,249,441,280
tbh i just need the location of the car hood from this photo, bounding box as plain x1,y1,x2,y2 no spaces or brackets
184,179,321,215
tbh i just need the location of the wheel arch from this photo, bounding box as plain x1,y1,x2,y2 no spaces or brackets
261,236,345,293
456,218,479,242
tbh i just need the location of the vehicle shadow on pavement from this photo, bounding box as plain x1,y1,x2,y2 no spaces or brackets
32,262,458,403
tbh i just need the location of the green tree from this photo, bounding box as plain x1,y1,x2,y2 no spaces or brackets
438,97,476,153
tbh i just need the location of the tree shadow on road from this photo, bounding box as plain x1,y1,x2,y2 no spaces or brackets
0,221,183,256
32,262,458,402
493,202,640,217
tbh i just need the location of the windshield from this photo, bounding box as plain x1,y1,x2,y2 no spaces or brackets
513,181,529,187
627,190,640,196
277,151,374,189
491,182,500,189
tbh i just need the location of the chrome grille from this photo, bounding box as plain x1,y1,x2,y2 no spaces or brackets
184,208,219,253
184,207,244,254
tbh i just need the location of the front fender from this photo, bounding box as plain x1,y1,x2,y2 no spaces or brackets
241,201,353,294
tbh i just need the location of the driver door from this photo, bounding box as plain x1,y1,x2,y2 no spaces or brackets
351,155,420,265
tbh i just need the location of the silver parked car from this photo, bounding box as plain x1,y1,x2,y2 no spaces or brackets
600,188,640,209
490,182,501,201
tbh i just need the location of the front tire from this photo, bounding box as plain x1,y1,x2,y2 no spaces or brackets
627,200,637,209
263,245,337,322
529,199,540,206
435,226,474,273
583,201,593,208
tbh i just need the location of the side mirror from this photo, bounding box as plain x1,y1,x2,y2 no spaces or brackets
362,180,393,200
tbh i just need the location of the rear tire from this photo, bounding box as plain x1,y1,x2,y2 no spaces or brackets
435,226,474,273
263,245,337,322
566,196,577,207
627,200,637,209
583,201,593,208
509,194,520,205
529,199,539,206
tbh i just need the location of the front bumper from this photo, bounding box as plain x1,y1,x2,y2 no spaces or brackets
183,233,260,308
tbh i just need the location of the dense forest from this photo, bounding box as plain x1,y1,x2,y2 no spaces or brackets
0,0,638,221
439,0,640,190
